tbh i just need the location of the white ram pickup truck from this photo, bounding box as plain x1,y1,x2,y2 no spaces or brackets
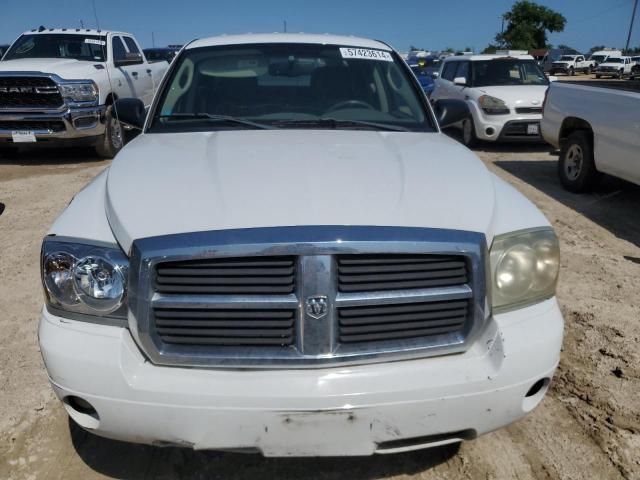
541,81,640,191
0,28,167,157
39,33,563,457
549,54,592,76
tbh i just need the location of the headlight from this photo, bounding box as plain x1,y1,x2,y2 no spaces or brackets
41,238,128,322
478,95,510,115
490,228,560,312
58,82,98,103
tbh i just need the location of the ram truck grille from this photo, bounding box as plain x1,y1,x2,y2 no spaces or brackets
0,76,63,109
130,227,487,368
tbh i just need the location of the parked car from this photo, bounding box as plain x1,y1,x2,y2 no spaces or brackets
431,53,549,146
588,49,623,71
0,28,168,157
143,47,179,63
537,47,580,73
541,81,640,191
39,33,563,457
0,44,9,59
409,63,436,96
549,54,592,76
595,56,634,79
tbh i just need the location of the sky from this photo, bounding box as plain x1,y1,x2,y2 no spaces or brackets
1,0,638,53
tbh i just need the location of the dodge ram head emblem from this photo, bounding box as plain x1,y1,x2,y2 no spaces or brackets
305,296,328,319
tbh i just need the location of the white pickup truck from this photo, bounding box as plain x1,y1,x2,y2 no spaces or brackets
549,55,592,76
541,81,640,191
39,33,563,457
595,56,634,79
0,28,167,157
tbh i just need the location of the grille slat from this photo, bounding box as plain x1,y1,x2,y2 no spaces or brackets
337,254,468,293
0,120,65,132
154,307,295,347
154,255,296,295
515,107,542,114
338,299,469,344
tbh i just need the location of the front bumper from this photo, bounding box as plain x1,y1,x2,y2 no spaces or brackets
0,105,106,143
469,102,544,143
39,298,563,456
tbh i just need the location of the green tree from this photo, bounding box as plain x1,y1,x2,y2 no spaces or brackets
482,44,499,54
496,1,566,50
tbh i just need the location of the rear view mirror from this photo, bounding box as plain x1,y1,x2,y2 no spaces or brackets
113,97,145,130
433,99,469,129
453,77,467,86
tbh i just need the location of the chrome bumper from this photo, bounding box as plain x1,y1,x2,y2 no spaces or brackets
0,105,106,140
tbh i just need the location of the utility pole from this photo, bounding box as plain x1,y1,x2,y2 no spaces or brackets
152,31,156,47
283,20,287,33
80,19,84,28
625,0,638,53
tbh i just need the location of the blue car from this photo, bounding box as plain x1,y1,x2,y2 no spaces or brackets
409,63,436,97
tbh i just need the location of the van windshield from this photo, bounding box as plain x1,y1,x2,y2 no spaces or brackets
4,34,107,62
471,59,548,87
590,55,607,63
150,43,434,133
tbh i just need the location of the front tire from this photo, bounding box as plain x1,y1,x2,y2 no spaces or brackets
569,67,575,76
95,106,124,159
462,116,478,148
558,131,600,193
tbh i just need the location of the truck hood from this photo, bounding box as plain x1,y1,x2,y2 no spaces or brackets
106,130,498,252
472,85,547,108
0,57,103,79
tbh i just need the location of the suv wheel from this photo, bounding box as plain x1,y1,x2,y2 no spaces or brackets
558,131,600,192
462,116,478,148
569,67,575,76
95,106,124,159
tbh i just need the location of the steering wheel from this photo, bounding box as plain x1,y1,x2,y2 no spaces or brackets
326,100,375,113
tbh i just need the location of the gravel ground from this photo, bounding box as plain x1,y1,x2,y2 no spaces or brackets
0,139,639,479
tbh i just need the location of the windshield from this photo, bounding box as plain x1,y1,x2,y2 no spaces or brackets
149,43,434,133
590,55,606,63
471,59,549,87
605,57,623,63
558,56,575,61
4,34,107,62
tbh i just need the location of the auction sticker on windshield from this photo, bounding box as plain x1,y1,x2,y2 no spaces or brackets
340,48,393,62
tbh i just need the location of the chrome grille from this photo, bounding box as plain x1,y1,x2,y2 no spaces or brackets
515,107,542,115
130,226,487,368
337,254,468,292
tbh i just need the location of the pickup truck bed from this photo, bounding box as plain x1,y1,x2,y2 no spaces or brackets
541,81,640,191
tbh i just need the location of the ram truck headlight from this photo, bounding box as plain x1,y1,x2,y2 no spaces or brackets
58,82,99,103
478,95,510,115
490,228,560,313
41,238,128,323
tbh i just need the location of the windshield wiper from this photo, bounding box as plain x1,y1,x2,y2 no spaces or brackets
274,118,411,132
158,113,274,130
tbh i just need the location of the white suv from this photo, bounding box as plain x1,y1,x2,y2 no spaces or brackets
431,54,549,147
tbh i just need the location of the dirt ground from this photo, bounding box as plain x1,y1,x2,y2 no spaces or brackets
0,139,639,480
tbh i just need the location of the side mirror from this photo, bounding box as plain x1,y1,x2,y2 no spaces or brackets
113,98,145,130
433,99,469,129
453,77,468,86
114,52,143,68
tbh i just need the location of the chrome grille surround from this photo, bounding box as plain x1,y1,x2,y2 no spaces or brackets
129,226,488,368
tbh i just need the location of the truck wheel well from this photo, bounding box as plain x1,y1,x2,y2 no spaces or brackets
105,93,118,106
560,117,593,147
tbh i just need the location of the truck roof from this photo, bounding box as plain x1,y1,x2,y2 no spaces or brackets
22,28,129,36
186,33,392,51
